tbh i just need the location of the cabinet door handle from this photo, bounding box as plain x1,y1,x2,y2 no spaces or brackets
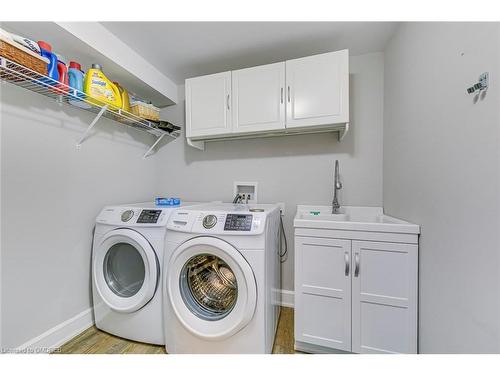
344,251,350,276
281,87,284,104
287,86,291,102
227,94,230,110
354,253,360,277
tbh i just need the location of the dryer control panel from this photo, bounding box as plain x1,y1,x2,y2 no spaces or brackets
96,206,169,226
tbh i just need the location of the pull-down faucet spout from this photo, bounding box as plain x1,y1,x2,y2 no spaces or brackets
332,160,342,214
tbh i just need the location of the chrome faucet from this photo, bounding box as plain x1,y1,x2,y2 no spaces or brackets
332,160,342,214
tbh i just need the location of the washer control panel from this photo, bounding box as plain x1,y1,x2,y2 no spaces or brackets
224,214,253,231
167,205,275,235
137,209,162,224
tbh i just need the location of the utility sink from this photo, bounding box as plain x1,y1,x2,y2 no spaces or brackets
297,212,350,221
294,205,420,234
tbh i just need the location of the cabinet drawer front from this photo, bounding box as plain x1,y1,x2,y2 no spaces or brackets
232,62,285,133
351,241,418,354
186,71,231,137
296,237,350,296
295,236,351,351
296,293,350,350
286,50,349,128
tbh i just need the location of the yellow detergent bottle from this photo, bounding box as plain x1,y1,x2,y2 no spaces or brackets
114,81,131,112
84,64,122,109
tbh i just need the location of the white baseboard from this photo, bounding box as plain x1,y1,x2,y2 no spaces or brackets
14,308,94,354
279,289,295,308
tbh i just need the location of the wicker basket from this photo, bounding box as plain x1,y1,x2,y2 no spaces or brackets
130,102,160,122
0,37,48,77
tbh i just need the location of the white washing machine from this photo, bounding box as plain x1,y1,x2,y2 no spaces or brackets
92,201,202,345
163,203,281,353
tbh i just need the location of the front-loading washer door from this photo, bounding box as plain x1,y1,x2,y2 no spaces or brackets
167,237,257,341
94,228,159,313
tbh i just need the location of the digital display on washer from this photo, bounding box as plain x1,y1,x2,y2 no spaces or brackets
137,210,162,223
224,214,253,231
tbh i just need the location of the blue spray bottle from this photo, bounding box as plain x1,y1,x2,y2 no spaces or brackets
37,41,58,85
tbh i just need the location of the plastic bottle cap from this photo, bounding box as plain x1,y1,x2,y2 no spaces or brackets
91,63,102,70
37,41,52,51
56,54,67,65
69,61,82,71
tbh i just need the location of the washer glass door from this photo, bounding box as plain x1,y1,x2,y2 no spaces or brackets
167,237,257,340
181,254,238,321
94,229,159,313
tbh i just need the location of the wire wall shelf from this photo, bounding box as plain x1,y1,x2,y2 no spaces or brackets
0,57,179,158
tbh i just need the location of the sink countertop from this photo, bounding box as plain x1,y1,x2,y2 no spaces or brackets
294,205,420,234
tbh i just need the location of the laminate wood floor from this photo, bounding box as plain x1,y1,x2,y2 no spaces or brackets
56,307,295,354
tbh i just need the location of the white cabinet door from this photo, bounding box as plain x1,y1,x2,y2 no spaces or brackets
232,62,285,134
185,71,231,138
351,241,418,354
295,236,352,351
286,50,349,129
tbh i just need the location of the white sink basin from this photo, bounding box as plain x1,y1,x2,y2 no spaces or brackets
298,212,350,221
294,206,420,234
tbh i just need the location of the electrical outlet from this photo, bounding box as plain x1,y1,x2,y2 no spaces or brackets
277,202,285,216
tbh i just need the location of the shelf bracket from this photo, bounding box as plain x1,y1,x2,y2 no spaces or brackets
187,138,205,151
76,104,109,149
143,133,166,159
338,122,349,142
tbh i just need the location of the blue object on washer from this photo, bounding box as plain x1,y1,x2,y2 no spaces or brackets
155,197,181,206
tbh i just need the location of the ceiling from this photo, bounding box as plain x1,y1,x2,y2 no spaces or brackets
101,22,399,84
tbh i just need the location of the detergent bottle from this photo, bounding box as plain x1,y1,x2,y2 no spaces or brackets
68,61,91,109
56,54,69,93
84,64,122,109
113,82,131,112
37,41,59,83
68,61,84,94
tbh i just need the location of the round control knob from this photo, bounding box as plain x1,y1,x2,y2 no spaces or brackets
202,215,217,229
121,210,134,222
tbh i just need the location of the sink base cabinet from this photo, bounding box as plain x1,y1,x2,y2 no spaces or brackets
295,236,418,354
351,241,418,354
294,237,352,352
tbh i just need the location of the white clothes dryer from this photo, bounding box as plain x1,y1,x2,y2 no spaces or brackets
92,201,202,345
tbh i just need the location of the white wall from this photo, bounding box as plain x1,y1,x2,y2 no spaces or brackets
383,23,500,353
157,52,385,292
0,84,159,349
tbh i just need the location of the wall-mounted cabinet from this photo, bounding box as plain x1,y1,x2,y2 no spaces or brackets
185,49,349,150
186,71,232,138
286,50,349,128
232,62,286,134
